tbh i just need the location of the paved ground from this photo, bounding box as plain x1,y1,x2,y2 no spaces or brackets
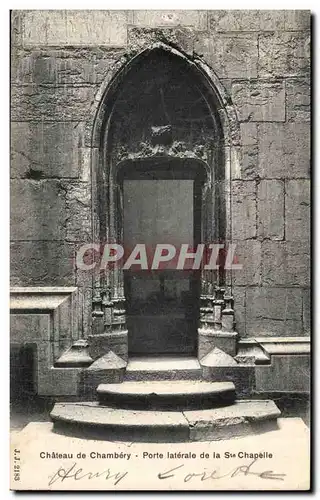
10,418,310,490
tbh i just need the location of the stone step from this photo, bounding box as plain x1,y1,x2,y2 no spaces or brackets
96,380,236,410
125,356,202,381
50,400,281,442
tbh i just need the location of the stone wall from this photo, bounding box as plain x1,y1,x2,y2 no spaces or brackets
10,10,310,340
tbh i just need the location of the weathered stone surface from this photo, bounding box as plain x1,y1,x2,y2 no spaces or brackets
233,286,246,335
127,26,195,54
262,240,285,286
10,241,75,286
246,312,303,337
51,402,191,442
61,181,92,242
240,123,258,146
11,47,124,85
286,79,310,122
21,10,129,47
194,34,258,78
133,10,207,28
11,122,86,178
88,351,126,371
186,400,280,442
209,10,286,31
258,32,310,78
38,367,81,396
126,357,202,381
261,241,310,287
232,82,285,122
11,84,98,121
284,10,311,30
231,181,256,239
236,124,258,179
258,123,310,179
200,348,237,367
285,180,310,241
258,180,284,240
232,240,261,286
255,355,310,392
240,145,259,179
10,180,67,240
246,287,303,322
201,365,255,398
78,287,93,337
286,242,310,287
55,339,93,367
302,288,310,335
97,380,236,410
10,314,50,343
89,332,128,361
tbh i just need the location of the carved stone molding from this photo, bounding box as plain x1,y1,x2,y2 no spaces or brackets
235,336,311,365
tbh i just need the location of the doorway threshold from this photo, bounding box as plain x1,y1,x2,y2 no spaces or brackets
126,356,202,381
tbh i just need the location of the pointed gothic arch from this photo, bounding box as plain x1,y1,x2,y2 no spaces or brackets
88,42,240,360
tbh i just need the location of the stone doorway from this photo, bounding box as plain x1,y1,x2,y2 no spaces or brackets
89,45,234,362
122,161,203,355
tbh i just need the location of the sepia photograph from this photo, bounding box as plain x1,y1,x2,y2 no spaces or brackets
9,8,311,491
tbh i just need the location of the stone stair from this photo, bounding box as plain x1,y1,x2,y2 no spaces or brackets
50,369,281,442
97,380,236,410
125,356,202,381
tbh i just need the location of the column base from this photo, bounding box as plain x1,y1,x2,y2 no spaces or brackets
198,328,239,359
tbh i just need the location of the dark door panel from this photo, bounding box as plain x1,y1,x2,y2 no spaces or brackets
123,176,200,355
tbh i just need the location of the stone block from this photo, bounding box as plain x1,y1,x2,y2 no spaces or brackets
246,287,303,323
10,314,50,344
38,367,81,396
133,10,207,28
194,34,258,78
302,288,310,335
285,180,310,241
232,81,285,122
258,32,310,78
240,145,259,179
88,332,128,362
10,180,67,240
255,354,310,393
284,10,311,30
258,180,284,240
61,181,92,242
236,124,258,180
10,241,75,286
232,241,261,286
261,241,284,286
21,10,129,47
127,26,195,55
231,181,256,239
201,365,255,398
286,241,310,287
258,123,310,179
11,84,98,121
12,47,124,85
261,241,310,287
209,10,286,31
11,122,86,178
246,317,303,337
240,123,258,146
286,79,310,122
